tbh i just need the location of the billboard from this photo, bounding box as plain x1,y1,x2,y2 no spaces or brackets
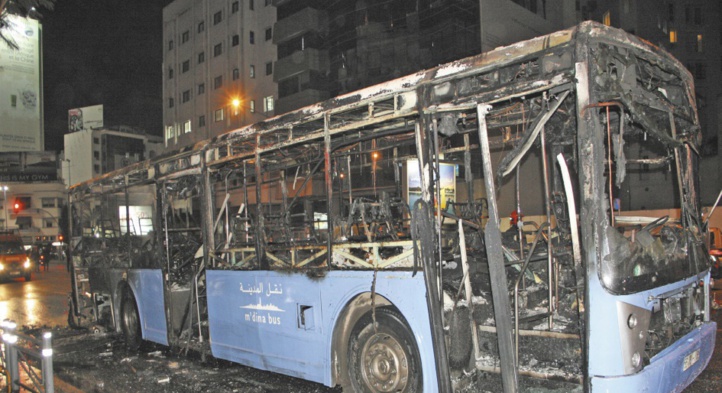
0,15,42,152
0,151,58,182
68,104,103,132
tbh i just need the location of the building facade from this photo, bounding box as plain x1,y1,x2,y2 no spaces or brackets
162,0,277,150
272,0,580,115
63,126,163,187
0,152,65,244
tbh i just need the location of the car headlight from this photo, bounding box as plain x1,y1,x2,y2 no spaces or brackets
23,259,30,269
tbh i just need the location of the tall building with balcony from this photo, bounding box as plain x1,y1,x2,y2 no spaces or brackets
162,0,277,150
272,0,580,115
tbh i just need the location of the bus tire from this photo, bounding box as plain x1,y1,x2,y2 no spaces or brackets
121,289,142,350
348,308,422,393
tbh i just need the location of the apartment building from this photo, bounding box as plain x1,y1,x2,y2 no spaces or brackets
162,0,277,150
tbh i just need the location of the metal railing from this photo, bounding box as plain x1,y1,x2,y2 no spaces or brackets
0,320,54,393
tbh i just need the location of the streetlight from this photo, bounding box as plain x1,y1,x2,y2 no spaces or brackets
1,185,7,230
231,98,241,116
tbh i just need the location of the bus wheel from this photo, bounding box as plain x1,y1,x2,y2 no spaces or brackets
348,308,422,393
121,290,142,350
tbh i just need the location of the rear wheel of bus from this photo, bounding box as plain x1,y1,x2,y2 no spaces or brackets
121,289,142,350
348,308,422,393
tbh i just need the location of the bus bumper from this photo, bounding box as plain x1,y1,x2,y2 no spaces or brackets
590,321,716,392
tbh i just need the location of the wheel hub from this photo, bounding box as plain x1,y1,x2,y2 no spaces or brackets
361,333,409,392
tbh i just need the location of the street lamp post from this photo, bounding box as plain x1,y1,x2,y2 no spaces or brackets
2,185,8,230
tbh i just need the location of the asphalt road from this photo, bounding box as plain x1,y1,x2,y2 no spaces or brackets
0,259,70,328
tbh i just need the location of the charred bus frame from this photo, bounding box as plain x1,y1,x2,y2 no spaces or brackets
68,22,714,392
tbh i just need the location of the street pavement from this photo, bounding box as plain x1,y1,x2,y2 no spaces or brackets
0,259,70,327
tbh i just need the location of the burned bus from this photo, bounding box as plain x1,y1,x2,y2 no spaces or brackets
68,22,714,392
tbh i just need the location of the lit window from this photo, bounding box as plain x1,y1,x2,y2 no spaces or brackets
697,34,703,52
166,126,174,140
669,29,677,43
214,108,225,122
249,100,255,113
264,96,274,112
603,11,611,26
184,120,192,133
250,65,255,78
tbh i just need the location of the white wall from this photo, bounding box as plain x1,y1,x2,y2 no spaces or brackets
63,129,94,186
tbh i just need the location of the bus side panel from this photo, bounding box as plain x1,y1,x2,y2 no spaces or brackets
127,269,168,346
206,270,437,388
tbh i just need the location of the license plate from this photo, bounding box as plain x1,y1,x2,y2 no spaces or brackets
683,349,700,371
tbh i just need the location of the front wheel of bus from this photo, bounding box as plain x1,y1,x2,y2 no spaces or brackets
121,290,142,350
348,308,422,393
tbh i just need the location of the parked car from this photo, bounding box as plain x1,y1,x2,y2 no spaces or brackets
0,234,32,281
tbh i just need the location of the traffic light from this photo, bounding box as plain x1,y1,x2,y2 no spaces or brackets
12,196,31,214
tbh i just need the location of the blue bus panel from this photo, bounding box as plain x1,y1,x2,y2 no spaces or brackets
206,269,439,388
128,269,168,346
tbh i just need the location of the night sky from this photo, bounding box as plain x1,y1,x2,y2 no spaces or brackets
41,0,170,152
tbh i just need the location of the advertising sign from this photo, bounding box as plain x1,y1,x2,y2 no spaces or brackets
0,152,57,182
0,15,42,151
406,159,456,211
68,104,103,132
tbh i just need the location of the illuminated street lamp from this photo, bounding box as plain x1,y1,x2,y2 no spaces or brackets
231,98,241,116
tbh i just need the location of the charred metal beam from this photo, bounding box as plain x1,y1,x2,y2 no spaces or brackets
477,103,518,392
